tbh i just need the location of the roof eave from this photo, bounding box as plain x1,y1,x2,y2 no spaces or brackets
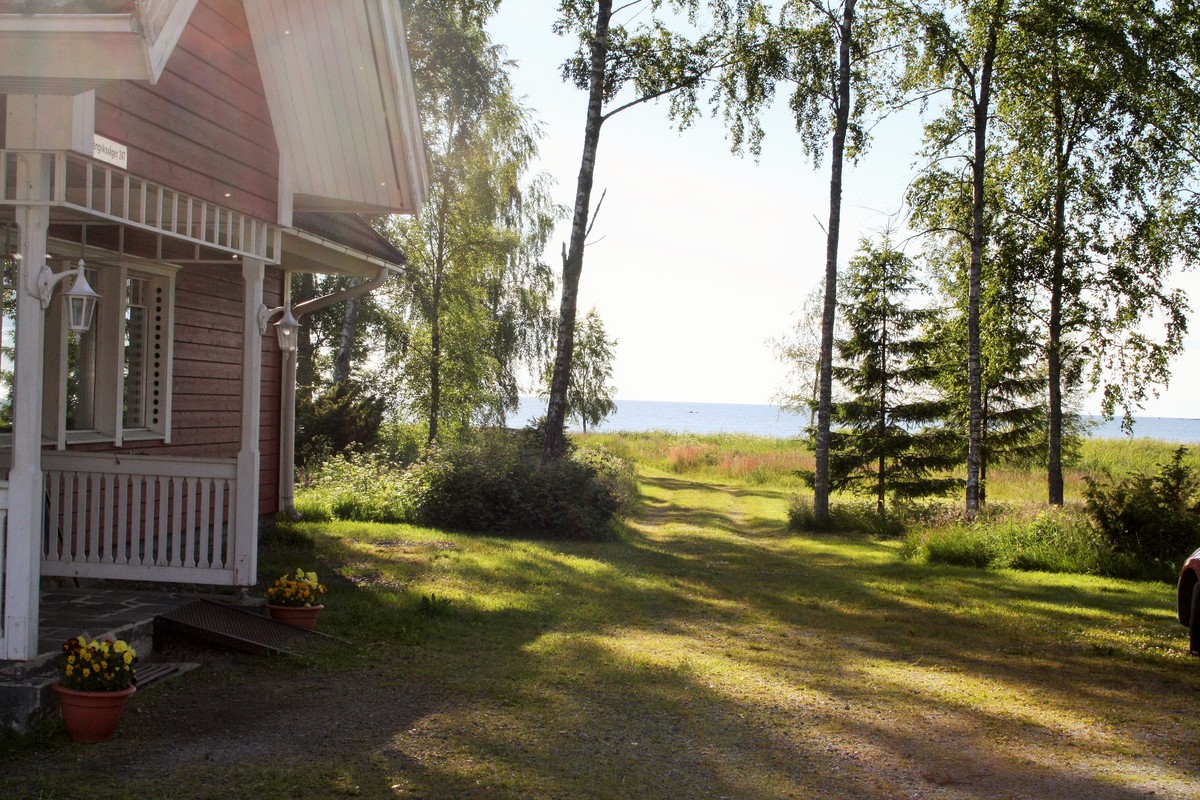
0,0,197,94
281,227,404,279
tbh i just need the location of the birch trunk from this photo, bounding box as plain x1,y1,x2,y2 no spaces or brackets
543,0,612,464
332,279,363,384
965,7,1001,520
813,0,856,523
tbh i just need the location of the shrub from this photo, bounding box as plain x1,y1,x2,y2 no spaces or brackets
1084,446,1200,574
300,453,412,523
916,527,997,568
904,506,1148,577
402,431,634,540
295,381,387,470
295,429,636,541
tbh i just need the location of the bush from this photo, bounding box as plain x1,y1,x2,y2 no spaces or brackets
916,527,997,568
297,452,413,523
402,431,634,540
295,429,636,541
1084,446,1200,574
295,381,387,470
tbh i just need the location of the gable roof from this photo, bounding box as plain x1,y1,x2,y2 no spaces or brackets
242,0,428,217
0,0,429,219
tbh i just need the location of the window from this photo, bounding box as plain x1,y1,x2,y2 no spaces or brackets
45,258,176,448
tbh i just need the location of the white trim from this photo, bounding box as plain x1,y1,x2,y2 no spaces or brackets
281,226,404,278
234,259,264,587
4,159,50,661
0,150,282,264
39,257,178,450
0,0,198,92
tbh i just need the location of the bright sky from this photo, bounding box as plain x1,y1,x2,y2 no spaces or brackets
487,5,1200,420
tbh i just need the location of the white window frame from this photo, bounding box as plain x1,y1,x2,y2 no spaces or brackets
43,256,177,449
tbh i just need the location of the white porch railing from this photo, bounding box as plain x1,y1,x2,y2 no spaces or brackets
40,452,242,585
0,150,281,264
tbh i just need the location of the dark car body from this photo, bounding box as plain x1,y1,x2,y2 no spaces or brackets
1177,547,1200,653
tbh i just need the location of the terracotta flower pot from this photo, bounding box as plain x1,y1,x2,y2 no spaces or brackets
266,603,323,630
54,683,136,743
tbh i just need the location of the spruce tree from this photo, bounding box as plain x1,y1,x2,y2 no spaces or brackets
827,240,959,515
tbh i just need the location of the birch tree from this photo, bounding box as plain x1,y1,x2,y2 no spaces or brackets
374,0,559,442
378,86,559,441
905,0,1009,519
704,0,904,523
542,0,733,462
998,0,1199,504
543,307,618,432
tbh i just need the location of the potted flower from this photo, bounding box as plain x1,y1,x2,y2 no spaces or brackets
55,636,138,743
264,567,327,629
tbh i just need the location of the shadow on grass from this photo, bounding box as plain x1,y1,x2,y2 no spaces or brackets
5,474,1198,799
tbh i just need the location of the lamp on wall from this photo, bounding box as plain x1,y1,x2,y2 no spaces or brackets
62,262,101,333
20,255,102,333
258,302,301,352
274,306,299,353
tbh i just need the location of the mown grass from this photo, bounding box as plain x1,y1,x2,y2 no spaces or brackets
4,448,1200,799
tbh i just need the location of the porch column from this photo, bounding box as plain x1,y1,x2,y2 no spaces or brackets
234,258,265,585
5,155,51,660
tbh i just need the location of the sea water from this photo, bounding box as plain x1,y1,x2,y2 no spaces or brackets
509,397,1200,443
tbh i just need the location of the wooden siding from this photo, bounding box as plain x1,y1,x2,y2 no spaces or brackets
71,264,285,516
94,0,279,223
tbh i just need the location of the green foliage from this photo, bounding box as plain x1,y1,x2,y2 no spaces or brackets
296,430,637,541
403,432,634,540
903,507,1129,576
788,498,906,537
822,238,960,510
373,1,559,441
544,307,617,433
1084,447,1200,574
295,381,386,470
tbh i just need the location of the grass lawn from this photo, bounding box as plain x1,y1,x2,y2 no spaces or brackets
3,464,1199,799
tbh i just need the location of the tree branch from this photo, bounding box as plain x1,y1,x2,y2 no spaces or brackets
585,188,608,239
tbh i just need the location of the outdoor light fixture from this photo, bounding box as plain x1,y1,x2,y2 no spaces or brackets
258,302,301,352
62,263,101,333
20,255,102,333
274,305,299,353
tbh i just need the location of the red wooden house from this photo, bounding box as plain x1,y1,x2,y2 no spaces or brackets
0,0,428,665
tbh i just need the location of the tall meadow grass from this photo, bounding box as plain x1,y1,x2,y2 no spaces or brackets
581,430,1197,580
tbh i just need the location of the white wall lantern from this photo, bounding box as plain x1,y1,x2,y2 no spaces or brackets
258,302,301,352
62,265,101,333
21,255,102,333
274,306,299,353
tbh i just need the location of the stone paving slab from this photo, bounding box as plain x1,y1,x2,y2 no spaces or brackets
37,588,198,656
